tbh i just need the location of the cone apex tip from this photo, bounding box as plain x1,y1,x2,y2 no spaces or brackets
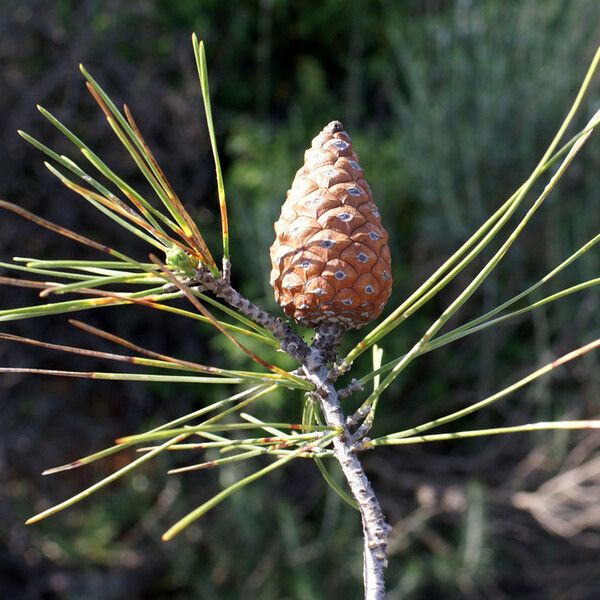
323,120,345,134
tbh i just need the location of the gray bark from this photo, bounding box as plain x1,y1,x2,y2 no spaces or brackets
302,334,390,600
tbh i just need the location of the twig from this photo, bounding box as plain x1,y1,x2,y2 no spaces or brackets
302,341,390,600
164,266,311,363
143,265,389,596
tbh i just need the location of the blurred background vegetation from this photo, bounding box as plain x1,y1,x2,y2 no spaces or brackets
1,1,599,598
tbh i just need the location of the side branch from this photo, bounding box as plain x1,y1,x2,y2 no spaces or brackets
168,267,311,364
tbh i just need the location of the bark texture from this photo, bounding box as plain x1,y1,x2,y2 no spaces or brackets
302,326,390,599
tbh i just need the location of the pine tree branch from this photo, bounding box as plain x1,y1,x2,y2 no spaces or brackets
302,339,390,600
166,270,390,597
164,267,311,363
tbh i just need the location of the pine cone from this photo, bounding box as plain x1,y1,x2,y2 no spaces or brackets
269,121,392,329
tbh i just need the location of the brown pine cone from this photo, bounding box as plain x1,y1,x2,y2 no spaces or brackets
269,120,392,329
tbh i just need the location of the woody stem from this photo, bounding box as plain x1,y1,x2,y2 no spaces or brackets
171,268,312,363
302,342,390,600
170,271,389,596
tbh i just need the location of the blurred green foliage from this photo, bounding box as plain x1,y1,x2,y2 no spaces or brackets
1,1,599,598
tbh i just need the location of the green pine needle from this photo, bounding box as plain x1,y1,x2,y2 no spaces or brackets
192,34,230,265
